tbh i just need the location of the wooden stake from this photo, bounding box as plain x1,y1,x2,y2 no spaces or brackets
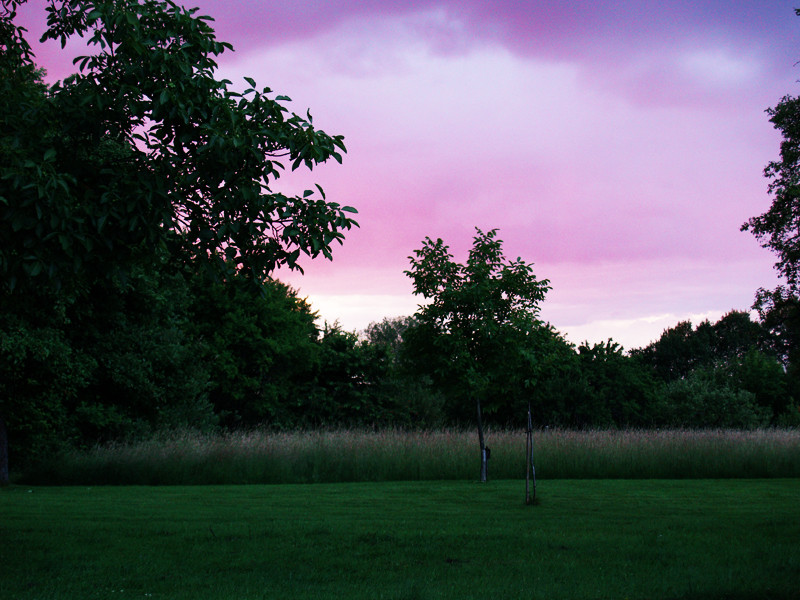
525,404,536,504
477,396,487,483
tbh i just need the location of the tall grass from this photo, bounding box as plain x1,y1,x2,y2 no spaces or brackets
20,428,800,485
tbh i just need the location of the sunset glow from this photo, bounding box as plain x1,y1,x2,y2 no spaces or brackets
17,0,797,348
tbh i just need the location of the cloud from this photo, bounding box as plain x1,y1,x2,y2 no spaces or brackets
200,0,796,104
221,15,778,270
558,310,731,351
680,48,761,88
16,0,794,348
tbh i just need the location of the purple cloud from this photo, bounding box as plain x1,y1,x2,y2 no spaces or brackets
14,0,795,347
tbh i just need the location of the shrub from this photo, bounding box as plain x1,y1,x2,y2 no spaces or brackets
654,369,772,429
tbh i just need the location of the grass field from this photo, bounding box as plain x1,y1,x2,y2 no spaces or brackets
2,479,798,599
19,428,800,485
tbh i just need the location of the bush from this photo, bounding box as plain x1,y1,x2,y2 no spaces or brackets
654,369,772,429
0,310,94,465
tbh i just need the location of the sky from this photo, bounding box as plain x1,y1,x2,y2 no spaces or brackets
15,0,799,349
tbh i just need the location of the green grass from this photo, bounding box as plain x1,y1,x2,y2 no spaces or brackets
20,428,800,485
1,479,798,599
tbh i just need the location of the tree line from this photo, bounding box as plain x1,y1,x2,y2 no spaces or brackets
3,231,797,468
2,1,800,474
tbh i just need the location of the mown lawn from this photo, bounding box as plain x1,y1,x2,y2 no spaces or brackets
1,479,798,599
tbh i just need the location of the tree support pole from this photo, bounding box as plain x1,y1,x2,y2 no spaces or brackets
525,404,536,505
476,396,488,483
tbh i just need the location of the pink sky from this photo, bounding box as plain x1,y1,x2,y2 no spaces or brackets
16,1,798,348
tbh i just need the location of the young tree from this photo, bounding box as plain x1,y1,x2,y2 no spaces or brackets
405,228,550,482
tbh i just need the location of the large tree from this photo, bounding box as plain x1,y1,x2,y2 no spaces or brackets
741,23,800,403
0,0,357,472
405,228,550,482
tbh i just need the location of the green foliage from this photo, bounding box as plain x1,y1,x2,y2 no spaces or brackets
0,0,361,464
0,266,220,464
363,316,417,364
4,0,798,456
363,317,446,428
631,310,769,383
755,287,800,367
711,309,770,359
574,340,658,428
0,309,93,463
741,41,800,418
742,86,800,291
70,268,217,440
634,311,793,424
521,334,661,429
186,274,318,428
523,326,582,426
401,233,786,430
1,0,356,297
654,370,772,429
753,287,800,408
635,320,712,380
405,228,551,422
732,348,791,416
298,321,447,429
299,324,382,427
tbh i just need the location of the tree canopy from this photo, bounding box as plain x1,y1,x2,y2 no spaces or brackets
740,13,800,407
405,228,551,408
742,87,800,292
0,0,359,470
1,0,357,297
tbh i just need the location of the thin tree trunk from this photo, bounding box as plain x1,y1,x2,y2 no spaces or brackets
476,396,487,483
0,415,8,486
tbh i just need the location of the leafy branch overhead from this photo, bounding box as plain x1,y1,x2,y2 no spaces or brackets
0,0,357,294
742,91,800,292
